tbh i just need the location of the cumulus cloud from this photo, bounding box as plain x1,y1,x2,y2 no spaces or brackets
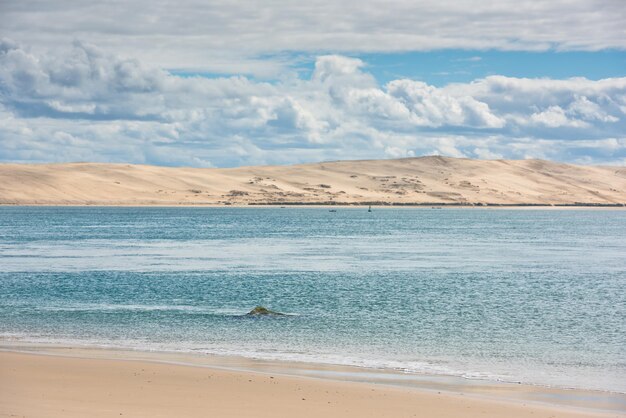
530,106,589,128
0,39,625,166
387,80,506,128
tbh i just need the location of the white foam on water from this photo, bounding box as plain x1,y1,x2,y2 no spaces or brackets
2,332,624,394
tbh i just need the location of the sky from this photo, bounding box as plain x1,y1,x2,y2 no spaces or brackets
0,0,625,167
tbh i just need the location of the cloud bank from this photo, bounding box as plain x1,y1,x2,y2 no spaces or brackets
1,39,625,166
1,0,625,76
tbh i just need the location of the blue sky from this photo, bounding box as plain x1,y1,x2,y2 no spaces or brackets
356,50,626,86
170,50,626,86
1,0,625,167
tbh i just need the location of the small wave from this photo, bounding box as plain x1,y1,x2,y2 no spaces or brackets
1,333,623,394
30,304,300,318
34,304,238,315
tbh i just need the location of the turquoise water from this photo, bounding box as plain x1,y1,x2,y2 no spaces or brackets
1,207,625,392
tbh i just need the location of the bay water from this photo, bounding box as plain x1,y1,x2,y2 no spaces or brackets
1,207,624,392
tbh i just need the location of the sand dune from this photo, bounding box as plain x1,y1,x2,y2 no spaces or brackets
0,156,624,206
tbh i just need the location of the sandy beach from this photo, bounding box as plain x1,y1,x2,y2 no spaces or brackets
1,348,624,418
1,157,625,207
3,1,625,418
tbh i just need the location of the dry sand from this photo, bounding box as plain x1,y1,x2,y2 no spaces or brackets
1,351,623,418
1,156,625,206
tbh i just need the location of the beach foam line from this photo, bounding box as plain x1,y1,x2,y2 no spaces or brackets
2,333,625,396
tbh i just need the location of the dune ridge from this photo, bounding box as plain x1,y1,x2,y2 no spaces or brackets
0,156,625,206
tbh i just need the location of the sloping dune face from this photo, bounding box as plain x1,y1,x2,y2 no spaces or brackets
0,157,625,206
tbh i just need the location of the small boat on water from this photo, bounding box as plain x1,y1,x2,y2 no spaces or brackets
368,205,372,212
329,209,337,212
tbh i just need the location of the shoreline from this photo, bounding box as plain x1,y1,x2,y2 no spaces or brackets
1,343,625,417
1,340,623,396
1,203,625,209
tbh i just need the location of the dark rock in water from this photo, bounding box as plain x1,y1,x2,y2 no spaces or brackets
246,306,285,316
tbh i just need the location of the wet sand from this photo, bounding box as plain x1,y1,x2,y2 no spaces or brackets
1,347,624,418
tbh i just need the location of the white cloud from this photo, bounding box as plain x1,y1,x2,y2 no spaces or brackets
473,148,503,160
387,80,505,128
527,98,620,129
312,55,369,83
0,39,625,166
567,96,619,123
1,1,625,76
384,146,415,159
530,106,589,128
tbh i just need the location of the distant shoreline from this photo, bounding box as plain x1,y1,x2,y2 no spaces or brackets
1,202,625,209
1,157,625,207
